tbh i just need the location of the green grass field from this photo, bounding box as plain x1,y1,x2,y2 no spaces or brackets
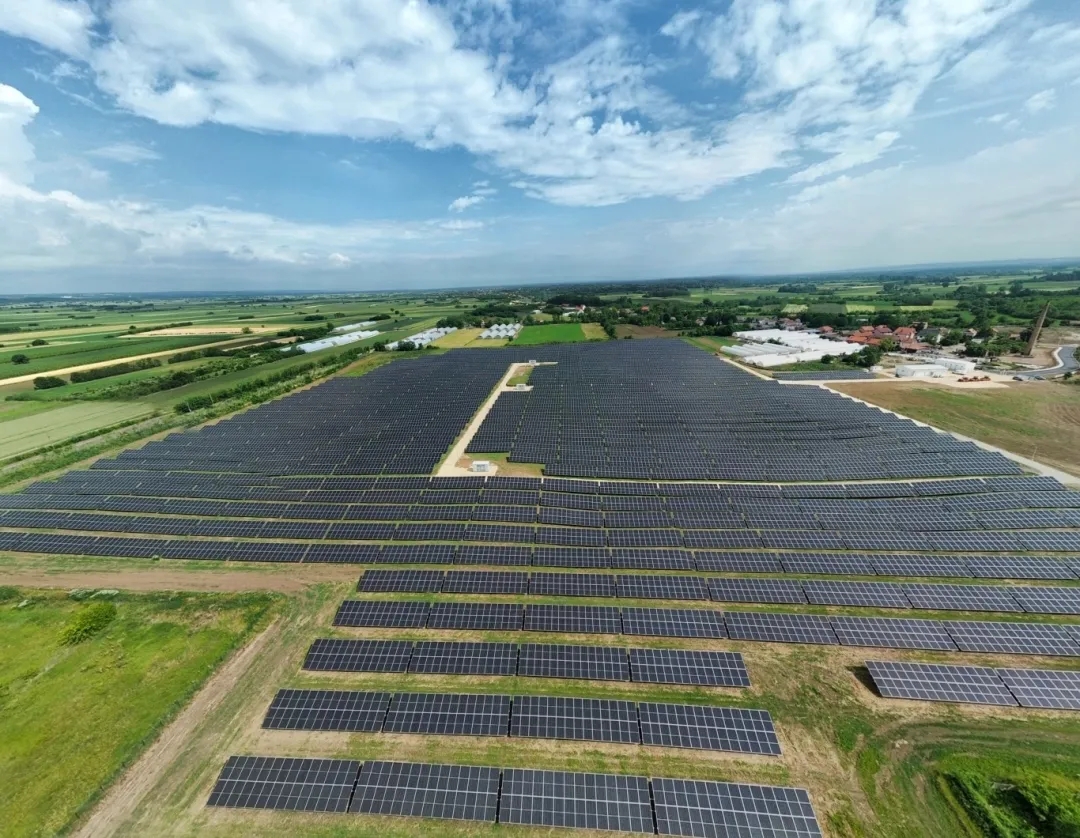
512,323,592,345
0,402,155,461
0,335,228,380
0,588,278,838
832,380,1080,477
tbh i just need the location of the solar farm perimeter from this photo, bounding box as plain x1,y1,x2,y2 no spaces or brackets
5,339,1080,838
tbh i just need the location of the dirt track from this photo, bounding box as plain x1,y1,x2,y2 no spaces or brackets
0,566,360,593
71,618,283,838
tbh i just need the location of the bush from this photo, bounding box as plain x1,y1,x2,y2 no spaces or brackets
11,353,29,364
30,338,47,346
0,585,19,602
33,376,67,390
59,601,117,645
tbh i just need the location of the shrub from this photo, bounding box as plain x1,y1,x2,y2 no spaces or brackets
33,376,67,390
30,338,48,346
59,601,117,645
12,353,30,364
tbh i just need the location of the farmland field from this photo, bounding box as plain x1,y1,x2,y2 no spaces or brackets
0,402,154,461
513,323,597,345
0,588,278,838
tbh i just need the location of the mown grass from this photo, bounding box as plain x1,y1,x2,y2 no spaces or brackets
832,380,1080,477
0,588,280,838
512,324,591,345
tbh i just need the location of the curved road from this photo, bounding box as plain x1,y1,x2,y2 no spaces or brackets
1018,344,1079,380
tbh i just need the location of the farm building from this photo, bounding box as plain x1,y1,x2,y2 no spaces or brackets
896,364,949,379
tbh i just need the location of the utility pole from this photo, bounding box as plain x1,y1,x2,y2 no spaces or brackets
1026,302,1050,357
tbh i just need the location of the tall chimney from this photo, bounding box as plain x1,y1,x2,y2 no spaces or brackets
1025,302,1050,357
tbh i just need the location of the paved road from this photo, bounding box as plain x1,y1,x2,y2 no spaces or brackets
1017,345,1079,379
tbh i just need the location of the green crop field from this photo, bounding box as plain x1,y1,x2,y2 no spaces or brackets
512,323,592,345
0,402,155,461
0,588,278,838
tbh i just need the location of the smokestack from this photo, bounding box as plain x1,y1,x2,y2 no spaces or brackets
1025,302,1050,357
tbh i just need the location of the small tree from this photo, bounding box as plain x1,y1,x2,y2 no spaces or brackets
30,338,47,346
11,353,29,364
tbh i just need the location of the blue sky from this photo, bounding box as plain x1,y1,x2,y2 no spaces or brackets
0,0,1078,292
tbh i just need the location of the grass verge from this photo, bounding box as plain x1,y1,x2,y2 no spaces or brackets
0,587,280,838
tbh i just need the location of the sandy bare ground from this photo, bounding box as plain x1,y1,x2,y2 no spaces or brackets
0,565,361,593
0,336,265,386
71,618,283,838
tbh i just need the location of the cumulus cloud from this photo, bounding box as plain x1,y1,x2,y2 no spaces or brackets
0,83,39,185
0,0,1041,207
0,0,93,57
449,195,485,212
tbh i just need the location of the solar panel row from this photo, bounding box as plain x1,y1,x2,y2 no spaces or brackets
263,689,781,754
333,601,1080,656
302,639,750,686
865,661,1080,710
208,756,823,835
353,570,1080,615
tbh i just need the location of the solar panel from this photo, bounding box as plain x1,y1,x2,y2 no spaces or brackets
333,600,429,628
652,777,823,838
303,639,413,672
1009,586,1080,615
944,620,1080,656
350,761,499,822
616,574,710,601
639,703,780,755
358,570,443,593
441,571,528,594
427,602,524,631
803,581,911,609
831,617,958,651
529,572,617,598
517,643,630,681
498,769,654,833
629,648,750,687
620,607,727,638
709,577,807,605
865,660,1017,706
207,755,361,812
262,689,390,731
523,604,622,635
997,668,1080,709
901,583,1024,613
724,611,839,645
409,641,517,676
510,695,639,744
382,692,511,736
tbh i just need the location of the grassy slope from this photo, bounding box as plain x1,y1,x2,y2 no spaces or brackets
831,380,1080,477
0,588,279,838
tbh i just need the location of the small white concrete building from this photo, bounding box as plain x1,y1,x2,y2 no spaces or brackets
936,358,978,375
471,460,493,473
896,364,949,379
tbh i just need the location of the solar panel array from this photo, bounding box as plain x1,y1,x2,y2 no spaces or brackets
263,689,781,754
208,756,822,835
865,661,1080,710
303,639,751,685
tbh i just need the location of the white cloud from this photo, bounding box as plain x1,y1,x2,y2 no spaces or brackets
1024,88,1056,113
0,85,493,272
0,83,39,185
0,0,1048,208
88,142,161,164
449,195,485,212
440,219,484,230
0,0,93,57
